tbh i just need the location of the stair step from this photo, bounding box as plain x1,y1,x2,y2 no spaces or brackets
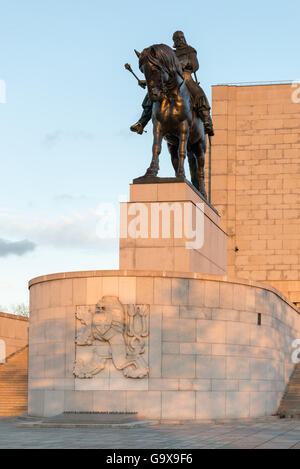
0,405,27,408
0,407,27,410
0,411,27,415
0,409,27,416
0,388,28,390
0,397,27,399
0,383,28,386
0,387,27,389
0,400,27,404
0,401,27,405
0,403,28,406
0,383,27,385
0,397,28,399
0,375,27,377
278,362,300,416
0,398,27,407
0,348,28,415
1,381,27,384
0,398,27,401
0,389,28,392
0,391,28,393
0,403,27,406
280,399,300,409
0,389,27,393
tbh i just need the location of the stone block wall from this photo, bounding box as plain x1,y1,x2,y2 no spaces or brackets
28,271,300,419
209,84,300,305
0,312,29,358
119,181,227,275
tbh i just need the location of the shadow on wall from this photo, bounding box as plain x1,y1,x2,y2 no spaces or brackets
28,309,75,416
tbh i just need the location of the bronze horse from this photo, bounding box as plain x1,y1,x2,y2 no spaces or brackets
137,44,207,198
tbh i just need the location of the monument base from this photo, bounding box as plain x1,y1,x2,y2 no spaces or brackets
28,270,299,419
27,181,300,420
119,179,227,275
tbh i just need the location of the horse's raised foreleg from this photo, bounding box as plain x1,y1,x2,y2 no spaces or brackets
145,121,162,177
177,121,189,178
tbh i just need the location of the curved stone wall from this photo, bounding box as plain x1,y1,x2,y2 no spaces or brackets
28,270,300,419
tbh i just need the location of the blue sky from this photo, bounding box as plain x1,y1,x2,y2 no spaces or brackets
0,0,299,308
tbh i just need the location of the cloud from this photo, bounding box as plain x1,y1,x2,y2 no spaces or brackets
43,130,95,148
53,194,91,202
0,238,36,257
0,209,117,251
43,130,62,147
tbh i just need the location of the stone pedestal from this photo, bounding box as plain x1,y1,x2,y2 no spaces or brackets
27,179,300,420
28,270,300,419
119,179,227,275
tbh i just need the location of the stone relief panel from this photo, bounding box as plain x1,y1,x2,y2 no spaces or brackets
74,296,149,379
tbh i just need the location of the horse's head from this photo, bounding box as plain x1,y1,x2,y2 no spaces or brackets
138,44,183,102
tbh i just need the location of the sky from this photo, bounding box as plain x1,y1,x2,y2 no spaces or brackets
0,0,300,309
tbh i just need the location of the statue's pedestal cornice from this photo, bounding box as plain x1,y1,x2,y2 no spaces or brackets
132,176,218,215
119,180,227,275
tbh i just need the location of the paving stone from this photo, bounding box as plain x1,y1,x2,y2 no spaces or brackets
0,416,300,448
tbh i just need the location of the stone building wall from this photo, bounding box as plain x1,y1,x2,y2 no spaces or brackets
28,271,300,419
209,83,300,305
0,312,29,358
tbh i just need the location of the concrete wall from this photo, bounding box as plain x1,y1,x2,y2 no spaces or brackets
0,312,29,358
28,271,300,420
209,84,300,305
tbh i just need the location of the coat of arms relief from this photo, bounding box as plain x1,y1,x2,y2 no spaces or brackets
73,296,149,379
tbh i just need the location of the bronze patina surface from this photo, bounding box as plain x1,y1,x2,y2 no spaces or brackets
127,32,214,199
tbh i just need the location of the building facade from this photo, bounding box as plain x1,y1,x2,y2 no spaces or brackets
0,312,29,359
210,83,300,306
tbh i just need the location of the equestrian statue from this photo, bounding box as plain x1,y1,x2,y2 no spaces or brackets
125,31,214,200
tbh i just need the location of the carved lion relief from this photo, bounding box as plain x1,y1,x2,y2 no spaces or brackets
73,296,149,379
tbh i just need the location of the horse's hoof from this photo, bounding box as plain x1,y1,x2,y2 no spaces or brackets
145,167,158,177
176,171,185,178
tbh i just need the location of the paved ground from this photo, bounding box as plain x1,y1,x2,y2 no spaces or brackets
0,416,300,449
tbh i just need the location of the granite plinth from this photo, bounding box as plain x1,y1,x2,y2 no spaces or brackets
28,270,300,419
119,180,227,275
